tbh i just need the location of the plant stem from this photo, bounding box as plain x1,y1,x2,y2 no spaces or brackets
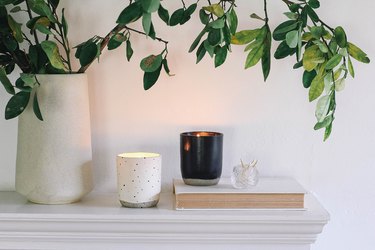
22,33,33,45
25,0,39,45
264,0,269,23
78,24,169,73
319,19,334,33
126,26,169,44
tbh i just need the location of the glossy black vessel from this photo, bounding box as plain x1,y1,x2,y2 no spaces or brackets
180,131,223,186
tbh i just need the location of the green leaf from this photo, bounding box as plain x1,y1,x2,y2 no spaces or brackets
324,123,332,141
7,15,23,43
338,48,348,57
208,18,225,29
272,20,297,41
140,54,163,72
285,30,299,48
188,27,207,53
302,70,317,88
202,3,224,17
35,23,52,35
308,0,320,9
222,24,231,45
245,45,263,69
108,35,123,50
325,54,342,70
289,3,300,12
78,41,98,67
314,115,333,130
169,8,184,26
33,91,43,121
293,61,303,69
185,3,197,16
48,0,59,9
250,13,264,21
20,73,37,88
274,40,295,59
204,40,215,57
228,8,238,35
334,26,347,48
303,45,324,72
162,59,173,76
214,46,227,68
26,16,49,31
306,5,319,22
5,91,30,120
347,42,370,63
148,22,156,39
207,28,221,46
302,32,313,42
313,40,328,53
15,78,32,92
196,42,206,64
335,78,345,91
231,29,260,45
315,95,330,122
158,4,169,25
244,39,262,52
300,6,308,26
40,41,66,70
10,6,21,12
142,12,152,35
348,56,355,78
0,67,15,95
143,65,162,90
29,44,48,72
309,74,324,102
284,12,298,20
329,39,338,53
2,35,17,51
61,8,68,38
141,0,160,13
28,0,56,23
116,2,142,24
126,40,133,61
310,26,324,39
261,27,271,81
199,9,209,25
0,0,17,6
296,24,302,61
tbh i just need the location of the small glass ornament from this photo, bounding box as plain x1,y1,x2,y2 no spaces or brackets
231,159,259,189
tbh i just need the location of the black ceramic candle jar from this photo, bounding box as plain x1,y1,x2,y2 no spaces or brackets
180,131,223,186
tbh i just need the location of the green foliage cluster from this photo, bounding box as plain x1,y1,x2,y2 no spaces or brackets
0,0,370,140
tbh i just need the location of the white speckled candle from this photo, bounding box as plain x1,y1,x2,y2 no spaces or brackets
116,152,161,208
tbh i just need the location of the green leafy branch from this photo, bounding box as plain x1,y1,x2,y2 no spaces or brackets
0,0,371,140
275,0,370,140
189,0,369,140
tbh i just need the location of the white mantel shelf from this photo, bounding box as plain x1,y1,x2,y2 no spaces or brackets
0,191,329,250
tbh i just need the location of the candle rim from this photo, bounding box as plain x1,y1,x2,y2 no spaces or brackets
118,152,160,158
180,131,223,137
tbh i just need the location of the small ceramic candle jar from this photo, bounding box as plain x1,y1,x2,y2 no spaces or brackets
180,131,223,186
116,152,161,208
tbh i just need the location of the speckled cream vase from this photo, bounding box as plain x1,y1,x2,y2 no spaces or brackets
116,152,161,208
15,74,93,204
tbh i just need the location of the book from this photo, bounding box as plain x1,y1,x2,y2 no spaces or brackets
173,177,306,210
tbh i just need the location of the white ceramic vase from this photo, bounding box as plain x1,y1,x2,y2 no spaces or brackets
15,74,93,204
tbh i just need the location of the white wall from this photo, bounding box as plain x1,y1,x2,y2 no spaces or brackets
1,0,374,249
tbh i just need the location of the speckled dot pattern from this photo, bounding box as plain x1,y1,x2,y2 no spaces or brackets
116,152,161,208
